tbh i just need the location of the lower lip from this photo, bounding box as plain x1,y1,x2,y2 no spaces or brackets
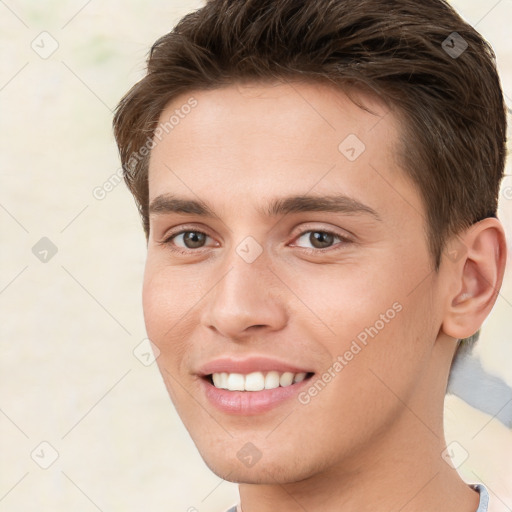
201,377,312,415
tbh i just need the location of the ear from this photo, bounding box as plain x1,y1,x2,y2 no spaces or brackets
441,217,507,340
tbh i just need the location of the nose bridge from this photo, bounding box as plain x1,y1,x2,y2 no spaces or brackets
201,236,287,337
215,238,275,312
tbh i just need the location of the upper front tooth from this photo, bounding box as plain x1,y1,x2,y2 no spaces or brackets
211,371,308,391
227,373,245,391
245,372,265,391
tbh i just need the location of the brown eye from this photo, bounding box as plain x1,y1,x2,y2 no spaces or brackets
291,228,353,254
180,231,207,249
163,230,212,251
309,231,335,249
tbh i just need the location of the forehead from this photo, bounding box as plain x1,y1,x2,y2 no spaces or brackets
152,80,395,154
147,80,421,224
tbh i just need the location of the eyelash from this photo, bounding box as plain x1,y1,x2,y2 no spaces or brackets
159,226,353,256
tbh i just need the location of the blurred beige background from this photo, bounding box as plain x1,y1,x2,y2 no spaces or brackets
0,1,511,511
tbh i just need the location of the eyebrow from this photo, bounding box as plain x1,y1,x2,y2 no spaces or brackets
148,193,382,221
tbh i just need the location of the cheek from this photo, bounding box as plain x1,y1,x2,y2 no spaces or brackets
341,286,437,406
142,264,200,414
141,259,198,366
143,251,200,320
142,267,169,342
287,262,399,345
300,256,436,384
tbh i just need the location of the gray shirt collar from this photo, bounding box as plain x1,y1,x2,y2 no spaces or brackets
224,483,490,512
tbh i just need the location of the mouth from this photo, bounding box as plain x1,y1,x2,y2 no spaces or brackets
196,357,316,414
198,365,315,415
205,370,314,391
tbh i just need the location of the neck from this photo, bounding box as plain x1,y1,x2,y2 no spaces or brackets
238,419,479,512
237,340,480,512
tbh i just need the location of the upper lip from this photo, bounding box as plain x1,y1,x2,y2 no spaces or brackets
197,356,313,376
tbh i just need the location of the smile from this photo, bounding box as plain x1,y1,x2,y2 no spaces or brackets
210,371,310,391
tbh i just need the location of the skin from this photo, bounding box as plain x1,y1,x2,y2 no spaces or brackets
143,80,507,512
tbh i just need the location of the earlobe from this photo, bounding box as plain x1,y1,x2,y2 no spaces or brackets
441,218,507,340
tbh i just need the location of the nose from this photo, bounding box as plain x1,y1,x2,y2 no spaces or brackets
200,243,288,341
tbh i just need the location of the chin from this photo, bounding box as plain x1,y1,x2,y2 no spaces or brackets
195,441,328,485
203,459,306,485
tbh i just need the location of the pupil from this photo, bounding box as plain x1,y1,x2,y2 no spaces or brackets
311,231,333,248
185,232,205,248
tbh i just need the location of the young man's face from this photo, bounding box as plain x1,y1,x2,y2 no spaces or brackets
143,81,453,483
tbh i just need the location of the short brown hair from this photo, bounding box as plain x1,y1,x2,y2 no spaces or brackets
113,0,507,345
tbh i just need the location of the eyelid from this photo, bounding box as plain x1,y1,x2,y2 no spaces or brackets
159,224,217,248
289,222,355,242
289,227,353,253
158,222,354,254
